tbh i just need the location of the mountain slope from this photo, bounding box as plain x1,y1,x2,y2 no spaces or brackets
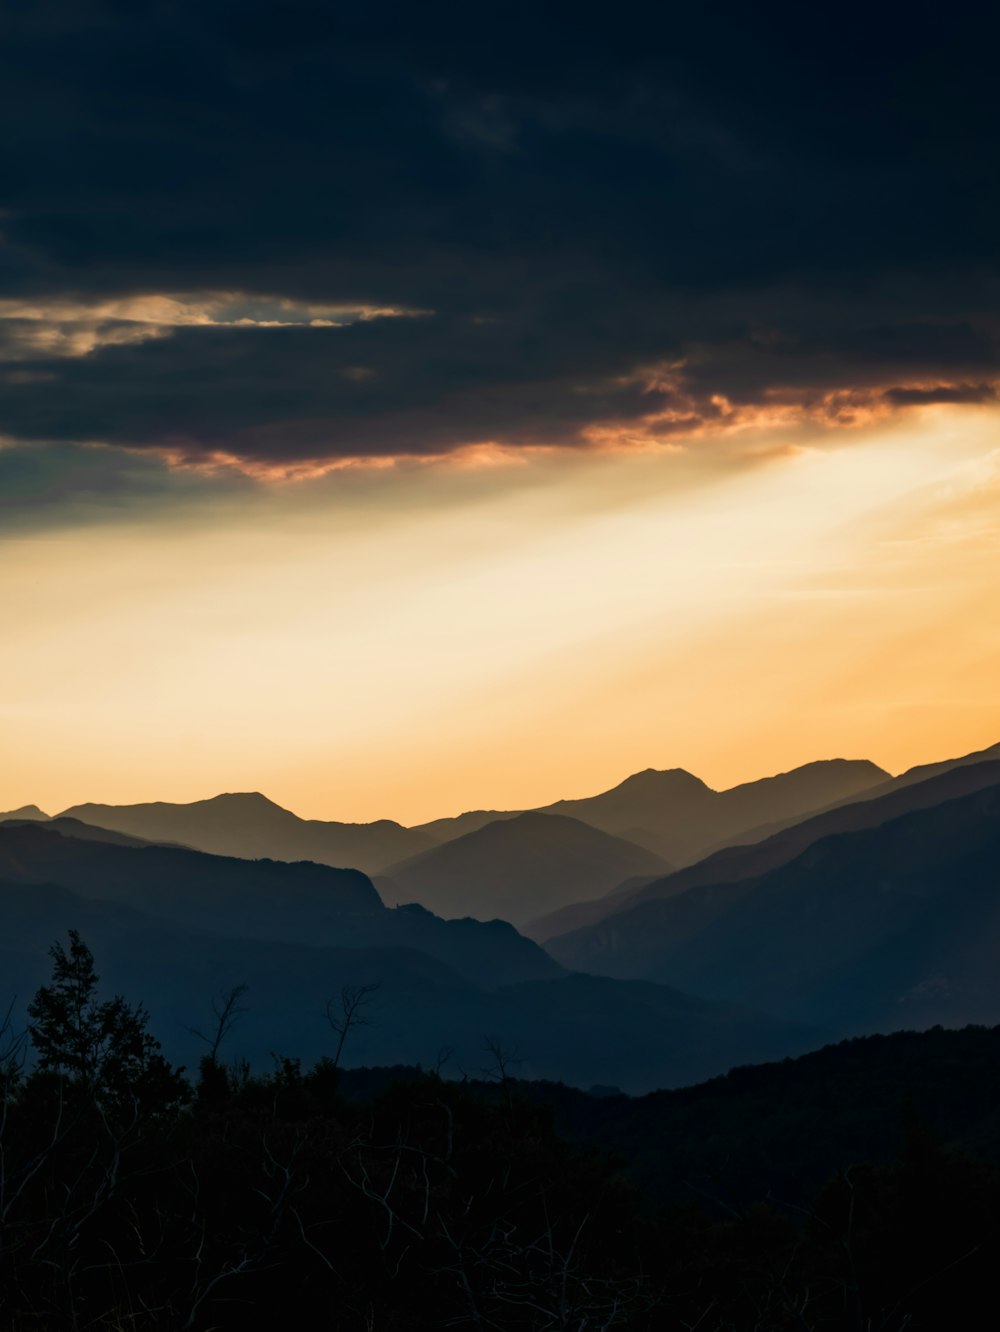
58,791,436,874
553,780,1000,1033
534,757,1000,942
384,812,670,926
711,739,1000,849
0,875,809,1092
4,815,171,848
535,758,887,863
52,756,890,880
0,804,49,822
866,738,1000,796
413,809,522,841
0,823,556,988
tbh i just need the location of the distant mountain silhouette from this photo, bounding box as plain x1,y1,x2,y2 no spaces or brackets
58,791,436,874
534,758,888,863
50,759,888,884
0,804,49,822
533,757,1000,942
3,815,170,848
0,823,555,988
709,739,1000,849
867,738,1000,794
413,809,522,841
549,779,1000,1034
536,769,714,859
384,812,670,927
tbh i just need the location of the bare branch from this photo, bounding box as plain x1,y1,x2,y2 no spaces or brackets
324,983,380,1070
186,984,249,1064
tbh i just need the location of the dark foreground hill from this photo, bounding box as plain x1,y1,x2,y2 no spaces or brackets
346,1023,1000,1212
385,812,670,926
3,952,999,1332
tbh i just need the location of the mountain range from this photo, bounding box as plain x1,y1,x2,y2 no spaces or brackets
4,740,1000,1091
0,820,550,988
530,749,1000,941
54,792,436,875
0,819,810,1091
38,755,889,903
545,761,1000,1034
533,757,889,862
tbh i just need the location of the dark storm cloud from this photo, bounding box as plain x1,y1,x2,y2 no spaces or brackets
884,383,998,407
1,0,999,465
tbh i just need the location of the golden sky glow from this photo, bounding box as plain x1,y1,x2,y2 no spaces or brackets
2,403,999,824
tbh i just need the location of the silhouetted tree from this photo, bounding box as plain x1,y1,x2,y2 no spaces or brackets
27,929,183,1112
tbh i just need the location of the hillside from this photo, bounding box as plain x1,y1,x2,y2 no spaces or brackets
47,757,889,884
533,756,1000,941
385,811,670,926
0,872,808,1092
536,757,887,863
0,823,555,988
550,781,1000,1034
710,739,1000,849
0,804,50,822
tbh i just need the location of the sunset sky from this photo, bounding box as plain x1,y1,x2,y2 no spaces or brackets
2,1,998,823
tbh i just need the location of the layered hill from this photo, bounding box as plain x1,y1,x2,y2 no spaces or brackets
51,758,887,887
0,828,809,1091
0,822,554,988
413,808,522,842
58,791,436,874
533,756,1000,941
384,812,670,926
710,739,1000,849
549,778,1000,1034
0,804,49,822
534,758,888,862
5,815,169,848
440,1024,1000,1212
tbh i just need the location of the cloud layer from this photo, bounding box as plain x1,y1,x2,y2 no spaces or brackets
2,1,999,467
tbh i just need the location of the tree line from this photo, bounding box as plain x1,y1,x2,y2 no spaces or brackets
1,931,999,1329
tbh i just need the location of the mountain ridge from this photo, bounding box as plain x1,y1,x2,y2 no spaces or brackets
532,755,1000,942
548,777,1000,1037
384,811,671,926
51,756,890,880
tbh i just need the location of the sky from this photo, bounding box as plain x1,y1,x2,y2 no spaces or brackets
2,0,999,823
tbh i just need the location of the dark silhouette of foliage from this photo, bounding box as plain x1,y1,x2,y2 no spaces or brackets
26,929,186,1115
3,936,1000,1329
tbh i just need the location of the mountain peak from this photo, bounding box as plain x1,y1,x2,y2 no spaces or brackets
613,768,712,793
205,791,286,811
0,803,51,822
